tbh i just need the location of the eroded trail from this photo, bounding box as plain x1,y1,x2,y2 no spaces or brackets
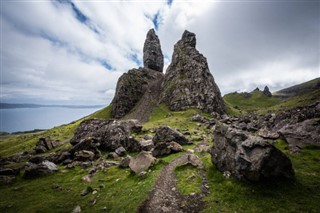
138,153,209,213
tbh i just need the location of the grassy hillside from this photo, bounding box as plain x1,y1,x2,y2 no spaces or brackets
274,77,320,98
0,105,320,212
224,79,320,114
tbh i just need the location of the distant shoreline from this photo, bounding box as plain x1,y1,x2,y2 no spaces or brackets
0,103,105,109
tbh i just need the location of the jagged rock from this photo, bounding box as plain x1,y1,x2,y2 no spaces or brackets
278,118,320,152
182,154,204,169
192,113,207,123
74,150,95,162
160,30,225,114
129,151,156,174
115,146,127,156
24,160,58,178
153,126,189,145
210,123,295,182
111,68,164,120
139,139,154,151
152,141,183,157
70,119,141,152
143,29,164,72
35,138,60,153
258,127,279,139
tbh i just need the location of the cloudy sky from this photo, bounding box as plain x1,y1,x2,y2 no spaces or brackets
1,0,319,105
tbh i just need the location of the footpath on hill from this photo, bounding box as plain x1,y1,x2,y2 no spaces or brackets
138,152,209,213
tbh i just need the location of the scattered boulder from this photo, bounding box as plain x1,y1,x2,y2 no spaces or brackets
152,141,183,157
160,30,225,114
74,150,95,162
143,29,164,72
192,113,207,123
35,138,59,153
210,123,295,182
72,205,81,213
115,146,127,156
24,160,58,178
153,126,189,145
129,152,156,174
139,139,154,151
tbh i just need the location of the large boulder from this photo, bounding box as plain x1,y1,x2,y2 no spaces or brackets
152,141,183,157
160,30,225,114
129,151,156,174
24,160,58,178
70,119,142,152
143,29,164,72
153,126,189,145
210,123,295,182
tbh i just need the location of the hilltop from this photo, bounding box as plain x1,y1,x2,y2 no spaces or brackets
0,30,319,213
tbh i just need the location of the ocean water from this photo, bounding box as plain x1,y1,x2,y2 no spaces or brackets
0,107,102,133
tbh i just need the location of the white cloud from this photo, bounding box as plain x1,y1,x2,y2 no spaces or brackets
1,0,319,105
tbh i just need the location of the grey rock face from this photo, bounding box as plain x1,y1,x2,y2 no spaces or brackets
111,68,164,119
70,119,141,152
160,30,225,114
210,123,295,182
153,126,189,145
143,29,164,72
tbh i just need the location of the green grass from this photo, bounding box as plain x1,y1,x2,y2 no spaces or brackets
175,164,202,195
143,104,207,130
199,139,320,213
224,91,281,113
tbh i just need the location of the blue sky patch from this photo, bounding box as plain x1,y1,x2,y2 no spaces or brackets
130,53,142,66
99,60,112,70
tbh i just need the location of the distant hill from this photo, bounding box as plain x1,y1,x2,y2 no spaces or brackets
223,77,320,114
0,103,105,109
273,77,320,99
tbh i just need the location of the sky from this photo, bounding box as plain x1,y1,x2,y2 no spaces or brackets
1,0,319,105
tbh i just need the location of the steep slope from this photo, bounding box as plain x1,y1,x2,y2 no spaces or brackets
160,30,225,114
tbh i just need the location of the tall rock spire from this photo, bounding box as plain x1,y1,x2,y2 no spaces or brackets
143,29,164,72
160,30,225,114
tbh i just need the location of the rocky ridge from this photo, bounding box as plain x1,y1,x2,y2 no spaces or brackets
160,30,225,114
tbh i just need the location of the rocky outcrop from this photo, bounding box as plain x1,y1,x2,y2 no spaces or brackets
263,86,272,97
111,68,164,120
143,29,164,72
210,123,295,182
70,119,142,152
35,138,59,153
111,29,164,120
160,30,225,114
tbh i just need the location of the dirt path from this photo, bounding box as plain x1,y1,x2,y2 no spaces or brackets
138,153,209,213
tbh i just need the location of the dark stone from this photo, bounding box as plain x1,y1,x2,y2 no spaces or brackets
35,138,59,153
210,123,295,182
111,68,164,120
74,150,95,162
143,29,164,72
70,119,142,152
153,126,189,145
24,161,58,179
115,146,127,156
160,30,225,114
0,168,20,176
263,86,272,97
119,156,131,168
129,151,156,174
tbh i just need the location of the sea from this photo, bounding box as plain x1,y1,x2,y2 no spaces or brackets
0,107,103,133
